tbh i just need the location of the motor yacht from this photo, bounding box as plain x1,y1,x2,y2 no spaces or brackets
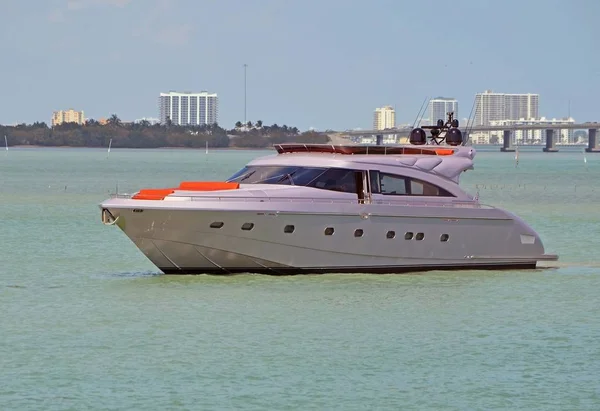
100,113,557,274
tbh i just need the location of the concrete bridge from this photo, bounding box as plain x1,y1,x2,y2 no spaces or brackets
329,122,600,152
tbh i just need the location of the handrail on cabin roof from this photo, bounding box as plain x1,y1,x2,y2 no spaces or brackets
273,144,456,156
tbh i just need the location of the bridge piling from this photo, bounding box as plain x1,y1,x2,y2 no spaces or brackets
500,130,515,152
586,129,600,152
543,129,559,152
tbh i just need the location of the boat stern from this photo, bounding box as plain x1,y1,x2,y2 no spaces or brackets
509,211,559,266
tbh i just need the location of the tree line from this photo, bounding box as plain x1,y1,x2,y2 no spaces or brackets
0,114,329,149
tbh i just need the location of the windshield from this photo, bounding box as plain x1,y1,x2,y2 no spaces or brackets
226,166,327,186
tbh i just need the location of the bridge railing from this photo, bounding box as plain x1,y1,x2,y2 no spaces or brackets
337,123,600,136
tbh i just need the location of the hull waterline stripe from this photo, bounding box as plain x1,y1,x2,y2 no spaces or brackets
159,262,540,275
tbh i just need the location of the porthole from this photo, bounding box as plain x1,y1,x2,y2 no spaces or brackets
284,225,295,234
386,230,396,239
404,232,414,240
241,222,254,231
324,227,334,236
210,222,224,229
415,232,424,241
440,234,450,242
354,229,364,238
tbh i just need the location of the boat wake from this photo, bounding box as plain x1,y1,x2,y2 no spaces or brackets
99,270,162,278
538,261,600,269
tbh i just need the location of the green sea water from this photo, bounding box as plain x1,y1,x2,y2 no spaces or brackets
1,146,599,410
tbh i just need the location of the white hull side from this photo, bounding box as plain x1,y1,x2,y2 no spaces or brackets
104,205,549,274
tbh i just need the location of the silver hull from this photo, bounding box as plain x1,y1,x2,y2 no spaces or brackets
100,199,557,275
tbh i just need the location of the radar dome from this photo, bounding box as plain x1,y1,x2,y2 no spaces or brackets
446,128,463,146
409,128,427,145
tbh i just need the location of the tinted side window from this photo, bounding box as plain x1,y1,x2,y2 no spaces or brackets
287,167,328,186
380,173,408,195
227,166,251,182
378,172,454,197
410,178,453,197
240,166,298,184
308,168,357,193
226,166,326,186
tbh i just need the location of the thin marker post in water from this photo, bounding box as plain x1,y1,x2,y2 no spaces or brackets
107,138,112,159
4,135,7,154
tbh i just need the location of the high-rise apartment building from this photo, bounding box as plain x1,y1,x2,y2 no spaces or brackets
159,91,218,126
428,98,458,124
52,109,85,126
473,90,539,126
373,106,395,130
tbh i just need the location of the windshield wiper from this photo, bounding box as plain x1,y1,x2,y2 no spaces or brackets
276,171,296,185
236,170,256,182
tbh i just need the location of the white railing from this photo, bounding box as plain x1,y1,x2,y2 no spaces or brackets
111,193,135,199
108,193,492,209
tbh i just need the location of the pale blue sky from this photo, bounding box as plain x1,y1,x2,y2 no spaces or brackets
1,0,598,129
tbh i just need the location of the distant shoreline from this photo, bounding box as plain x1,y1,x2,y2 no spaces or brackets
10,145,276,150
9,144,589,149
1,122,327,149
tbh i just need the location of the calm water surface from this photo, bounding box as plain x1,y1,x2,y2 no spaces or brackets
1,147,599,410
